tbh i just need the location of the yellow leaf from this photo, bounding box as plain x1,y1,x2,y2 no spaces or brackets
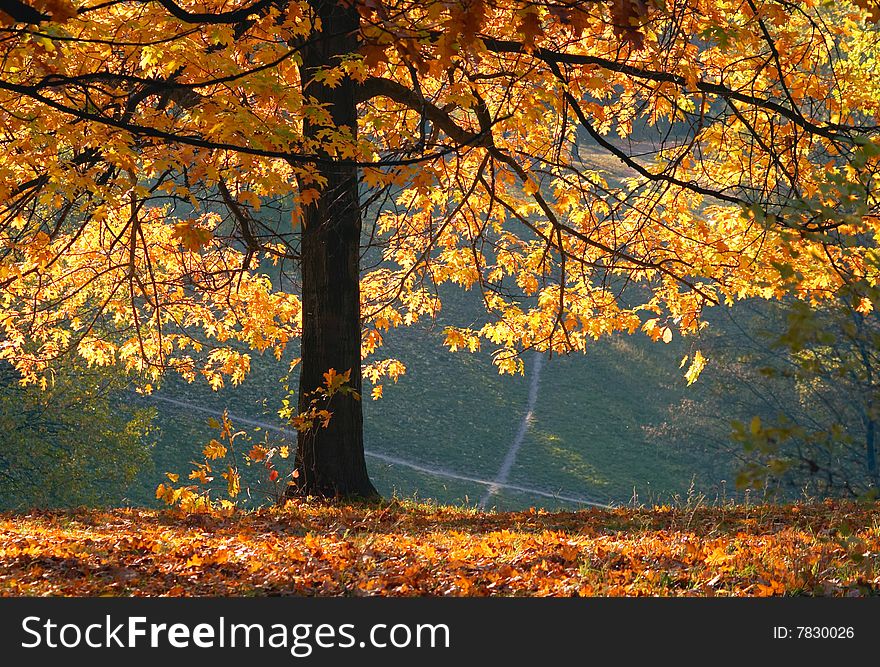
172,221,213,252
362,168,384,188
750,415,762,436
203,439,227,460
189,468,212,484
323,367,351,394
685,350,706,385
316,409,332,428
224,466,241,498
238,190,261,211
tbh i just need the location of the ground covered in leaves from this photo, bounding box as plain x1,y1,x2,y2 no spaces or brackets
2,500,879,596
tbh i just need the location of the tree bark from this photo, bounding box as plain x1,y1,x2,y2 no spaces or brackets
288,0,378,500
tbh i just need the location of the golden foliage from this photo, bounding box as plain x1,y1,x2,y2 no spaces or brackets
0,0,878,391
1,501,879,596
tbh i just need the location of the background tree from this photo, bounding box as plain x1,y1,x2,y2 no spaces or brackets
0,358,155,508
0,0,878,498
649,289,880,499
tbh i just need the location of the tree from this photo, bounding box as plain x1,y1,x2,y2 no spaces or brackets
650,292,880,499
746,293,880,496
646,299,877,499
759,291,880,495
0,357,155,508
0,0,878,498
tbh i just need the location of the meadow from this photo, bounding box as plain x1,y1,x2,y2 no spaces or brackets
137,284,730,511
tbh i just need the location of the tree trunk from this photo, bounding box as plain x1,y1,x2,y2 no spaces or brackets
289,0,378,500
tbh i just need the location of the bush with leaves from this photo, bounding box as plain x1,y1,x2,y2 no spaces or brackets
0,358,155,509
649,291,880,500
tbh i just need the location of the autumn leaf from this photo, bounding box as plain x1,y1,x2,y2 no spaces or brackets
1,502,877,596
684,350,706,385
609,0,650,49
171,221,213,252
322,368,351,395
189,468,212,484
247,444,269,462
45,0,79,22
299,188,320,206
854,0,880,22
1,0,78,24
223,466,241,498
316,409,333,428
203,439,227,460
750,415,762,436
517,9,543,48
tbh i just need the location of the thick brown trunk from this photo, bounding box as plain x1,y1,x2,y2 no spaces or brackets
289,0,377,500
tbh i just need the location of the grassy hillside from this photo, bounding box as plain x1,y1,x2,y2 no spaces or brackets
2,500,878,596
134,284,730,511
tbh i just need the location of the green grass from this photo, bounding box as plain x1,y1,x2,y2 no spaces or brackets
510,335,720,505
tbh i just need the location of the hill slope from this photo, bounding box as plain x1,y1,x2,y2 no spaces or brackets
136,286,728,511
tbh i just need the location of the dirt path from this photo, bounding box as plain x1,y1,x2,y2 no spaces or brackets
479,351,543,510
